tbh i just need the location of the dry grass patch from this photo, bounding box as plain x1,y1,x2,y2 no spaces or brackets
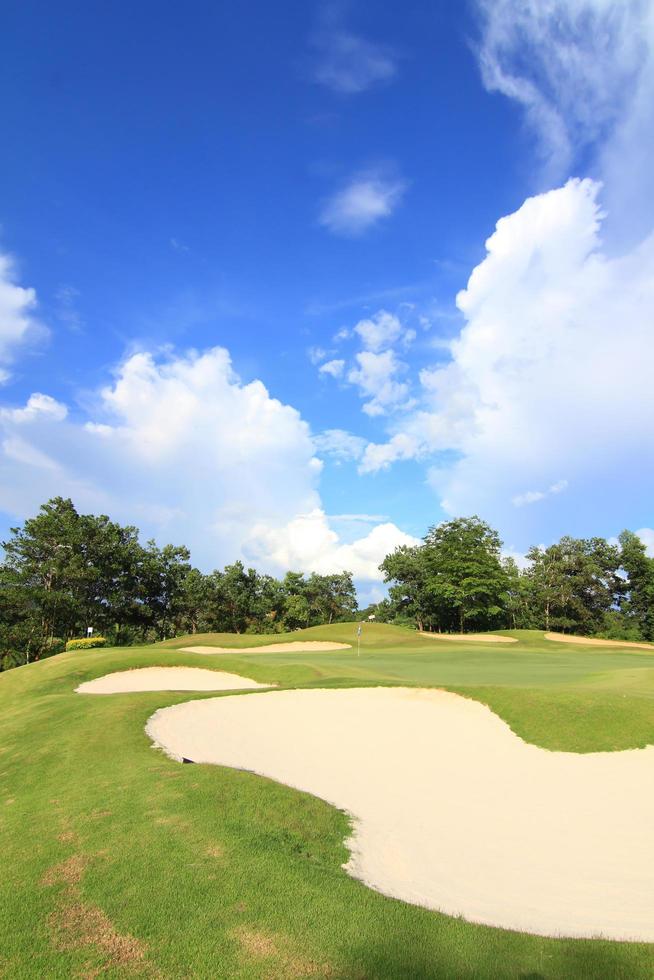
41,854,89,888
234,926,278,958
153,814,191,831
41,851,156,977
232,926,333,978
57,829,79,845
49,899,146,963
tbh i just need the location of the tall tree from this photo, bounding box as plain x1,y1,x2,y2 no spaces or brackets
422,517,509,633
524,536,621,634
382,517,509,633
618,530,654,641
380,544,434,631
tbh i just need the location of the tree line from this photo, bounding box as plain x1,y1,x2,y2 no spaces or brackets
372,516,654,641
0,498,357,671
2,500,653,672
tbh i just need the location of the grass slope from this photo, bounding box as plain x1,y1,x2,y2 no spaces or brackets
1,624,653,978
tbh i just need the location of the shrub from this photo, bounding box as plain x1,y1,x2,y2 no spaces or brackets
1,650,24,672
44,637,66,656
65,637,107,651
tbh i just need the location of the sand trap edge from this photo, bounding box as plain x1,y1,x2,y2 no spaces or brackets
76,666,272,694
144,686,654,943
180,641,352,654
544,632,654,651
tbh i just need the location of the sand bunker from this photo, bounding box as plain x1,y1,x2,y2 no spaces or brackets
180,641,351,654
147,687,654,941
76,667,269,694
419,631,516,643
545,632,654,651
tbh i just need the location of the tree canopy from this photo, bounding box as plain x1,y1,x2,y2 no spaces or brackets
0,497,357,670
380,516,651,639
381,517,509,633
1,497,652,671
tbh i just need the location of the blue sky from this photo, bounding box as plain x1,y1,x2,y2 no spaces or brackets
1,0,653,598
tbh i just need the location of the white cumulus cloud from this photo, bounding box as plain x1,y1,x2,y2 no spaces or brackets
0,346,413,583
0,392,67,424
244,508,418,581
358,177,654,539
359,433,420,474
319,358,345,378
0,251,46,382
636,528,654,557
354,310,403,351
348,349,410,417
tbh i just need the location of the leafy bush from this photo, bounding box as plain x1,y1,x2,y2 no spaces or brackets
44,637,66,656
1,650,24,672
65,637,107,651
594,612,645,643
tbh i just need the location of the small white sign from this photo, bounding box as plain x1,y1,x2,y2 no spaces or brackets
87,626,94,637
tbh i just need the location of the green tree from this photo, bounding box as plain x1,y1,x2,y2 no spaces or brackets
502,556,534,630
380,545,434,631
618,530,654,641
381,517,509,633
422,517,509,633
283,593,310,630
524,536,621,634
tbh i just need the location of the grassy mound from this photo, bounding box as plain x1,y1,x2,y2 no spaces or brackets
2,624,654,977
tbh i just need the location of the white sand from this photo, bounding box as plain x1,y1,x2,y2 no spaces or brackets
545,632,654,651
76,666,269,694
419,631,516,643
147,686,654,941
180,641,351,654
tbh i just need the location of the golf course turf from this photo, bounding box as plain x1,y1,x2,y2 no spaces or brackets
2,624,654,978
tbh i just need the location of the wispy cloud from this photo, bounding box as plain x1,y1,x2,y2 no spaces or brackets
313,428,366,462
307,345,329,365
312,27,397,95
476,0,649,178
55,285,84,333
170,237,190,253
512,479,568,508
319,172,406,236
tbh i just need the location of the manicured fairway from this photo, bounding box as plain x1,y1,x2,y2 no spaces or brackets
1,624,654,977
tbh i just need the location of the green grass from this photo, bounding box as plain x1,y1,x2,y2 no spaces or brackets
1,624,653,977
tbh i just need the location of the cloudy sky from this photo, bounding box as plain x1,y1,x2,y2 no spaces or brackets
1,0,653,600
